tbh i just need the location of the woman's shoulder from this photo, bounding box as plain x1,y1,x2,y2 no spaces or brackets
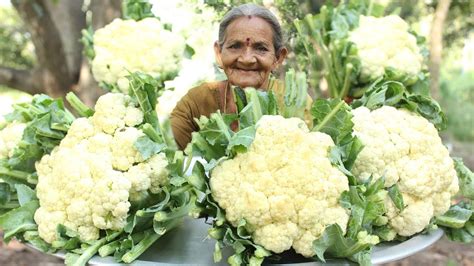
174,80,226,114
186,80,225,97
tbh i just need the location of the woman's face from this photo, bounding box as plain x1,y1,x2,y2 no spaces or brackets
215,16,287,89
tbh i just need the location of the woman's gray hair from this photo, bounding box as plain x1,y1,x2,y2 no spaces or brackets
218,3,284,56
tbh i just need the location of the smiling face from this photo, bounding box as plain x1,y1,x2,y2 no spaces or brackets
215,16,287,89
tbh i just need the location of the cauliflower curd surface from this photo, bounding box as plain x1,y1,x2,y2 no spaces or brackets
349,15,423,81
351,106,459,236
92,18,185,93
34,93,169,243
210,115,350,257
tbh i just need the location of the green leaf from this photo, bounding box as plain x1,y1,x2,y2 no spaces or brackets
187,132,226,162
387,185,405,211
282,69,308,119
123,0,155,21
436,205,472,229
183,44,195,59
0,183,11,205
80,26,95,61
329,12,350,39
233,87,248,113
352,80,447,130
239,88,278,128
352,80,405,110
134,136,166,160
373,226,397,241
187,161,206,192
344,178,387,240
311,99,354,146
342,136,364,171
196,112,233,146
405,95,446,131
313,224,377,265
0,200,39,241
127,72,160,130
453,158,474,200
14,184,37,206
66,92,94,118
6,94,73,172
23,231,51,252
227,126,256,155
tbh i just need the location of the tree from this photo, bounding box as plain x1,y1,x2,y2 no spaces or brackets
429,0,452,100
0,0,122,104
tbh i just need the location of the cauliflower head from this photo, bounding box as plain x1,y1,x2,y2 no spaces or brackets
210,115,349,257
91,18,185,93
34,93,169,243
351,106,459,236
0,122,26,159
349,15,423,81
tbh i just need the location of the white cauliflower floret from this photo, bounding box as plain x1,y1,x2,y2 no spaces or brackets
111,127,144,171
61,118,95,148
35,145,131,243
351,106,459,236
253,222,299,254
34,92,169,243
91,18,185,93
34,209,68,243
349,15,423,81
0,122,26,159
385,194,433,236
148,153,169,193
210,115,349,257
92,93,143,134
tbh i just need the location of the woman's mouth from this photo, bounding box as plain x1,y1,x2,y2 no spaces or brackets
234,68,258,74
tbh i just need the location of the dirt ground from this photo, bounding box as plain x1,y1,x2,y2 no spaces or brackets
1,137,472,265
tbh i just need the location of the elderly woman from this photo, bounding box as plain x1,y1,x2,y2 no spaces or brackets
171,4,288,150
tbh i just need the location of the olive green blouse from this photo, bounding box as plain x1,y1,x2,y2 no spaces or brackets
170,80,312,150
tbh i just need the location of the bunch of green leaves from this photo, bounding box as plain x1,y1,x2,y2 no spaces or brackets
311,98,363,176
63,72,195,265
80,26,94,61
187,86,278,265
187,69,383,265
310,98,390,265
62,150,197,266
0,93,89,253
294,0,429,99
435,158,474,243
1,73,195,266
0,95,75,186
351,79,447,130
122,0,155,21
0,6,35,69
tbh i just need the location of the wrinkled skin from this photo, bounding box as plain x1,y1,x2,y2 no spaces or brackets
214,16,287,89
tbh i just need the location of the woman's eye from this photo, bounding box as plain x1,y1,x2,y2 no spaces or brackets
256,46,268,52
228,43,241,49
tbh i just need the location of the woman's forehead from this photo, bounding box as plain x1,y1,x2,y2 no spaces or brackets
224,16,274,44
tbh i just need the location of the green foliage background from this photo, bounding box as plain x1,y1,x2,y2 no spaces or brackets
0,6,35,69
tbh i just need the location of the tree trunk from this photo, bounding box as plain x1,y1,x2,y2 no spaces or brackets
11,0,75,97
429,0,451,100
90,0,123,30
0,66,43,95
44,0,86,81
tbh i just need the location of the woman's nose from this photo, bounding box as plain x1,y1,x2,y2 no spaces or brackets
238,48,257,64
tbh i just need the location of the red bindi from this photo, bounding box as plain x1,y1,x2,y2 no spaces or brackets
246,38,250,46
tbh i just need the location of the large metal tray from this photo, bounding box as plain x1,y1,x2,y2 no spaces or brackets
41,217,443,265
